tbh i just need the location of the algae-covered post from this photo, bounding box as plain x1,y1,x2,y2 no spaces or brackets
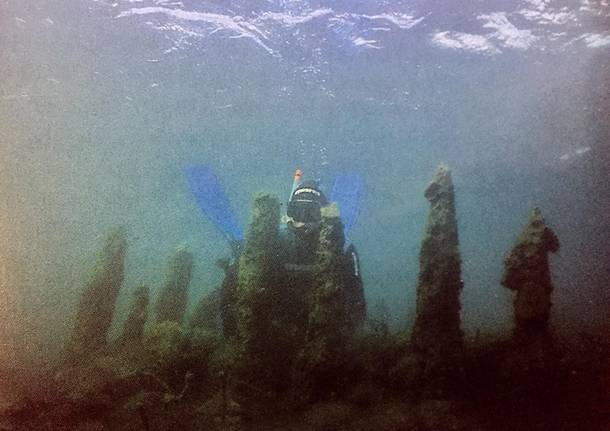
155,245,194,325
190,288,221,332
304,204,348,356
218,258,239,338
411,164,464,363
116,284,150,350
65,226,127,361
234,192,282,393
298,203,351,399
502,208,559,340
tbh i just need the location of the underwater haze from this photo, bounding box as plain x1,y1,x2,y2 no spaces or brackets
0,0,610,364
1,0,609,374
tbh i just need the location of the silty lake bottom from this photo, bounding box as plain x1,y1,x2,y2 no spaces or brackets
0,0,609,429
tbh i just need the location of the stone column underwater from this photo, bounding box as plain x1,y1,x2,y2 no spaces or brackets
190,288,221,332
155,246,194,325
65,226,127,362
297,204,351,400
502,208,559,337
407,164,464,392
116,284,150,352
233,192,283,395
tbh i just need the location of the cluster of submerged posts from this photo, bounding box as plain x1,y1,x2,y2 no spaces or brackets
63,163,560,408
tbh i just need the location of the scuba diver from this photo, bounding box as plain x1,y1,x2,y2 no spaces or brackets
183,165,366,337
286,170,327,239
283,170,330,271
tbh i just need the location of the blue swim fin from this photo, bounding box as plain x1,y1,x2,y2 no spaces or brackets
330,174,363,238
183,165,244,244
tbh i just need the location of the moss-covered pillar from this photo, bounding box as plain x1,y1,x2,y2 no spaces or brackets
298,204,350,399
65,226,127,361
411,165,464,363
190,288,221,332
234,192,282,394
502,208,559,340
217,258,239,338
155,245,194,325
117,284,149,351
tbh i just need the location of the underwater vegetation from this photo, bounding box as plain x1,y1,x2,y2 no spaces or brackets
502,207,559,340
155,246,194,325
406,164,464,396
64,226,127,363
500,208,561,381
297,204,353,401
233,192,285,399
116,284,150,353
0,166,608,431
189,287,221,332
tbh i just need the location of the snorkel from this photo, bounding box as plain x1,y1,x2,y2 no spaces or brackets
290,168,302,198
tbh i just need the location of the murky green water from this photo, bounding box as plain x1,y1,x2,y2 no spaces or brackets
1,0,608,370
